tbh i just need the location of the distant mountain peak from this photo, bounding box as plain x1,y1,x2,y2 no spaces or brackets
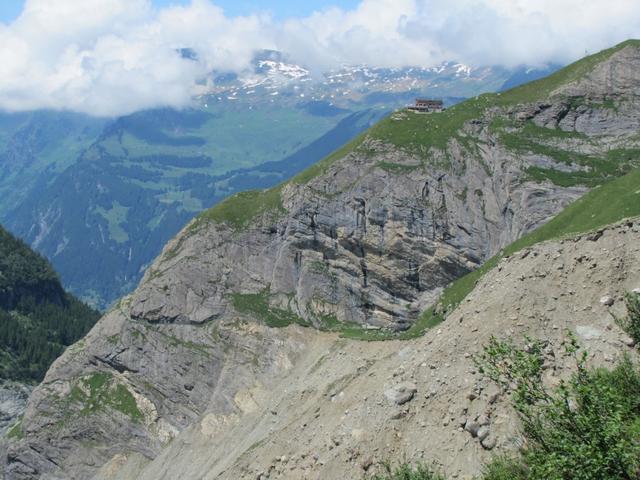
204,56,543,109
255,59,310,80
252,49,287,64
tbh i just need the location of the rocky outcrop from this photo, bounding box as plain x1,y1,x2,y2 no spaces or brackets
0,383,32,435
124,46,640,334
4,309,316,480
4,42,640,479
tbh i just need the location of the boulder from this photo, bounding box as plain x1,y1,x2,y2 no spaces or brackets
384,382,417,406
600,296,615,307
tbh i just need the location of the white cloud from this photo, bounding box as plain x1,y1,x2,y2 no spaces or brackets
0,0,638,116
400,0,640,67
0,0,273,116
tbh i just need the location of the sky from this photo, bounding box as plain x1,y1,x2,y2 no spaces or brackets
0,0,362,22
153,0,362,18
0,0,638,117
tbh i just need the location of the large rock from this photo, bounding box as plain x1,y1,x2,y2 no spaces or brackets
384,382,417,405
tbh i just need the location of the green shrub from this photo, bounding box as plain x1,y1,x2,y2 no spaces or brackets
371,334,640,479
67,372,143,422
370,462,446,480
476,336,640,480
617,292,640,346
231,291,310,328
481,456,527,480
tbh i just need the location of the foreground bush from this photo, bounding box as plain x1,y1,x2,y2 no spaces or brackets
617,291,640,346
371,463,446,480
476,335,640,480
477,455,527,480
376,347,640,479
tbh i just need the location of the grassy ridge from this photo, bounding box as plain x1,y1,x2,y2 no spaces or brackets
191,185,286,231
495,39,640,104
191,131,371,232
291,132,370,184
365,39,640,160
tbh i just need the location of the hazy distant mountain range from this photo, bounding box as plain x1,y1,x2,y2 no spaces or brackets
204,50,560,107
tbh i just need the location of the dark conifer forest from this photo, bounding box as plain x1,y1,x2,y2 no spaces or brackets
0,225,99,381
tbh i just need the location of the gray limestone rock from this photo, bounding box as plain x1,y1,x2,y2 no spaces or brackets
481,435,497,451
464,420,480,437
600,296,615,307
0,382,32,435
476,426,490,442
384,383,417,406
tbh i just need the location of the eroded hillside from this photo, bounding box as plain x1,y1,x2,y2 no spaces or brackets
96,217,640,480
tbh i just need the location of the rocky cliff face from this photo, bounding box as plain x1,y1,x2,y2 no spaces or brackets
127,137,585,331
4,42,640,480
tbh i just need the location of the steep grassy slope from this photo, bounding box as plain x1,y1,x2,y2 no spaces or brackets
0,225,100,381
347,40,640,169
